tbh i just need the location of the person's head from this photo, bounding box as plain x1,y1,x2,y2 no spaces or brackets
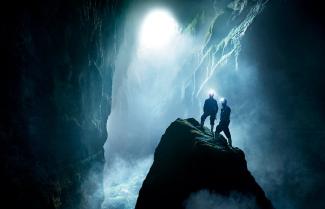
220,97,227,107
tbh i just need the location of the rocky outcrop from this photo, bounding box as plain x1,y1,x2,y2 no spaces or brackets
135,118,274,209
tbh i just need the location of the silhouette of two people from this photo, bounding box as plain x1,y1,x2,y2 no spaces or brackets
200,94,232,146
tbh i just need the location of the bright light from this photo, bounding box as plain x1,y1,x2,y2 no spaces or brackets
139,9,179,49
208,89,216,97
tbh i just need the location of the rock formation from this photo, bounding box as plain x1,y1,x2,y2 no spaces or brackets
136,118,274,209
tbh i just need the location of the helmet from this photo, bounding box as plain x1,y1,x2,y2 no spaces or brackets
220,97,227,105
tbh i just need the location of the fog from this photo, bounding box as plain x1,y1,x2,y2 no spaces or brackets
101,1,314,209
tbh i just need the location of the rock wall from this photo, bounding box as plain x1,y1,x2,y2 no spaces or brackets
1,0,126,208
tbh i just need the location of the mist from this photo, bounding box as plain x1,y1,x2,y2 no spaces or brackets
102,0,324,209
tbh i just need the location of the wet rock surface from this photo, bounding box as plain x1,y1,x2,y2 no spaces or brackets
136,118,274,209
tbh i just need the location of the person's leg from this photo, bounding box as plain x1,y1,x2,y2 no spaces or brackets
210,113,216,132
223,126,232,146
200,112,208,128
215,123,222,135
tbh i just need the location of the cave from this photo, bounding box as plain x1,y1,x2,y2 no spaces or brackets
2,0,325,209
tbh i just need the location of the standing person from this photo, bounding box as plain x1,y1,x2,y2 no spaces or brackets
215,98,232,146
200,92,218,132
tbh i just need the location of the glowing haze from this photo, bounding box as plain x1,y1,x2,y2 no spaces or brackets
139,9,179,50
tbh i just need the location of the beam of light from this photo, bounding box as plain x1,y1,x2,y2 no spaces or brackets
139,9,179,50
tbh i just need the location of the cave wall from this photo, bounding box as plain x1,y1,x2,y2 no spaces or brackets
1,0,127,208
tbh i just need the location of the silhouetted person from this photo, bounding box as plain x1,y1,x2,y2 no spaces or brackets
201,93,218,132
215,98,232,146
